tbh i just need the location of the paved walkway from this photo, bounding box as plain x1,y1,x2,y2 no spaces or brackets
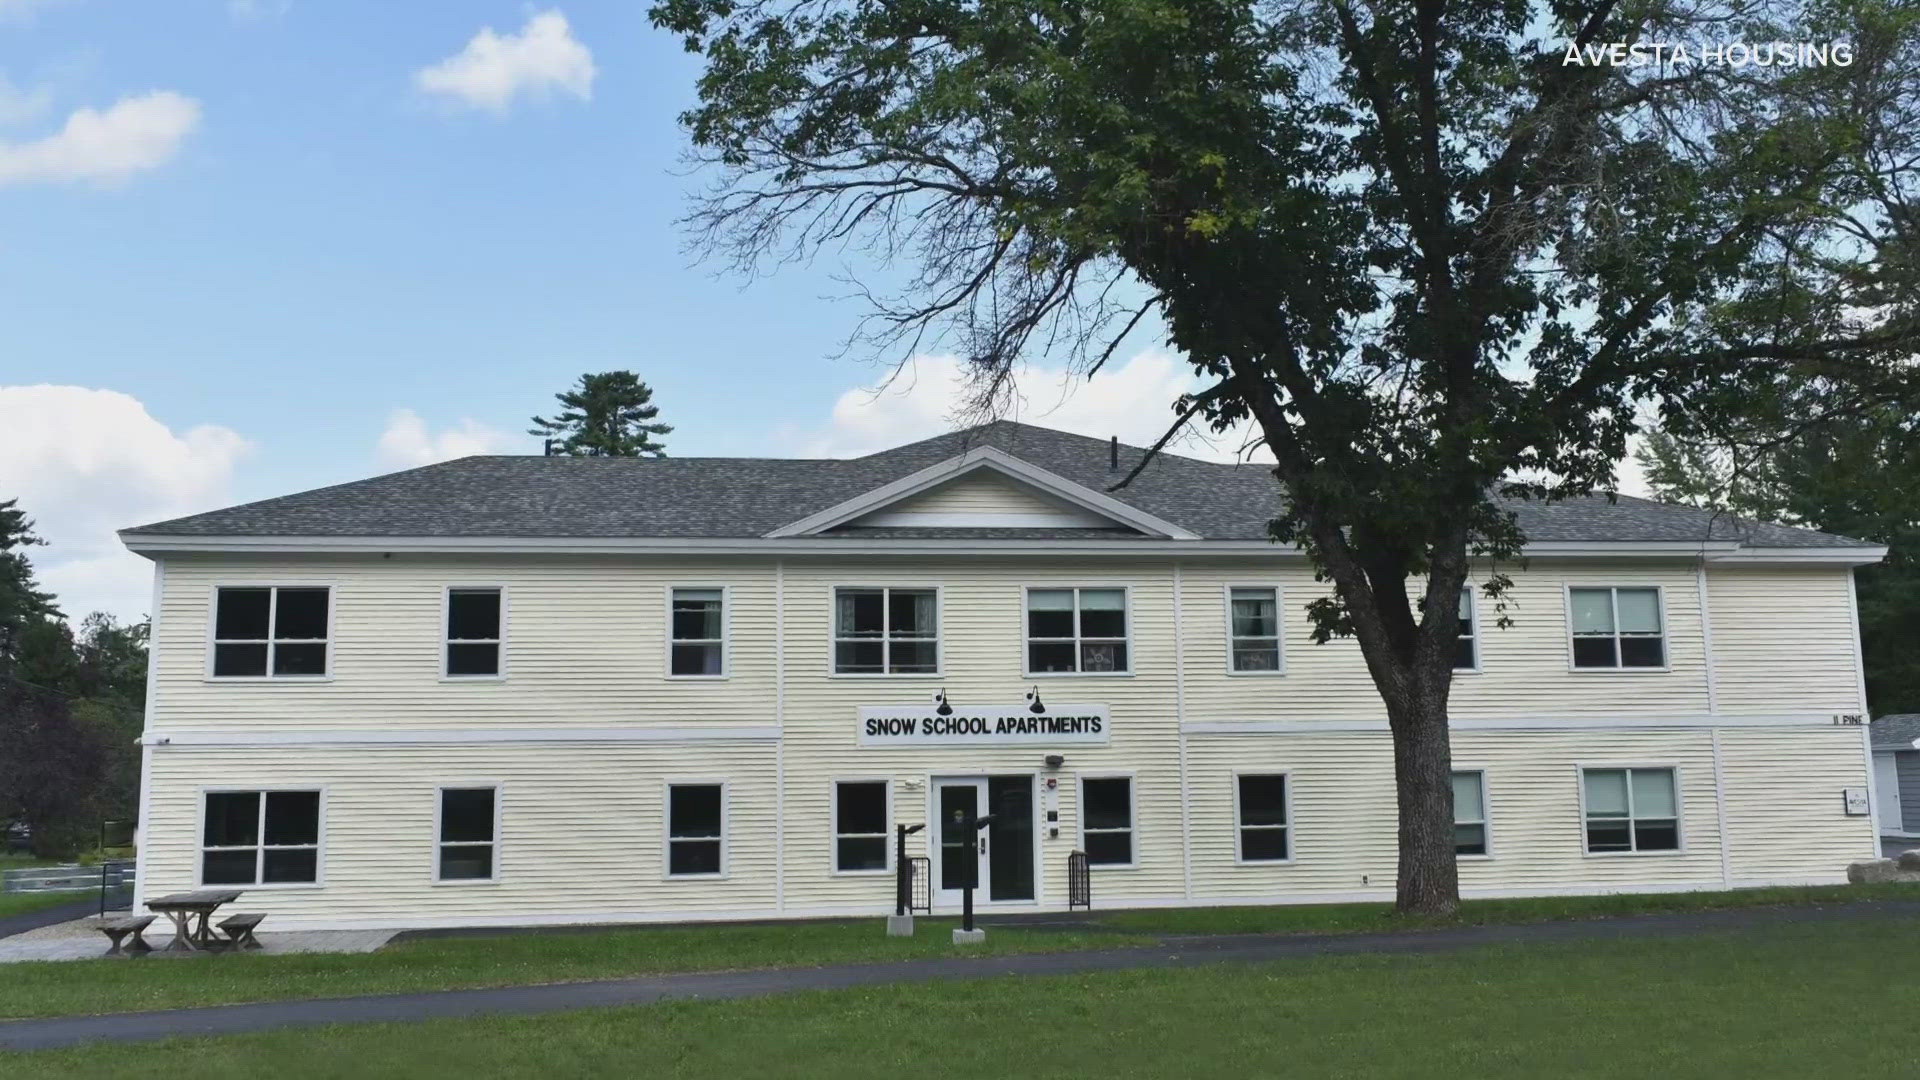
4,900,1919,1051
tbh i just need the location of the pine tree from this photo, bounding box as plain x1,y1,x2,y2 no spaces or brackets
528,372,673,458
0,499,60,665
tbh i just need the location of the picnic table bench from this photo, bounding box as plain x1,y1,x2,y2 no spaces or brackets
97,915,155,956
145,889,245,952
218,912,267,950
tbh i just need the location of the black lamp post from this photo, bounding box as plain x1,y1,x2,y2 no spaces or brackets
894,823,926,917
952,806,996,933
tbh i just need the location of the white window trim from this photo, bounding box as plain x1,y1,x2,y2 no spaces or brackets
827,584,944,678
195,785,328,889
1576,763,1687,857
204,582,337,682
441,585,508,682
1223,583,1285,677
1452,766,1493,861
662,779,730,880
1024,584,1135,678
1454,587,1482,675
1077,771,1138,869
830,778,894,876
665,584,731,680
1563,584,1672,674
432,783,503,885
1231,770,1295,866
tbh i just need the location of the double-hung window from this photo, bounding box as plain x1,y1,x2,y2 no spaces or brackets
1453,771,1488,856
832,781,890,872
444,588,503,678
1235,774,1291,862
1454,588,1478,670
670,588,726,676
833,588,938,674
201,790,321,885
1228,587,1281,673
1079,776,1134,866
666,783,726,876
436,787,498,882
211,586,329,678
1569,587,1666,669
1582,767,1680,853
1027,588,1129,674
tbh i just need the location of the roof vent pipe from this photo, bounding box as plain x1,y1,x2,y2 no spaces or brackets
1110,436,1119,470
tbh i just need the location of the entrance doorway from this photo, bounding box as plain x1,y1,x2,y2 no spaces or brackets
931,776,1036,906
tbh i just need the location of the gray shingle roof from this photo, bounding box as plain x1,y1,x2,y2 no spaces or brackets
1873,715,1920,750
121,421,1876,548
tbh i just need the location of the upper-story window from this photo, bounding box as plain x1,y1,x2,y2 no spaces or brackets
1027,588,1129,674
1455,588,1478,671
212,586,330,678
444,588,503,678
1228,587,1281,673
1569,586,1665,669
670,588,726,676
833,587,938,675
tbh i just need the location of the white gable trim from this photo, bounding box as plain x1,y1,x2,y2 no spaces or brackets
763,446,1203,540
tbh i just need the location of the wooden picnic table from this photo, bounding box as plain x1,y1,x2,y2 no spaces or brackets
145,890,244,952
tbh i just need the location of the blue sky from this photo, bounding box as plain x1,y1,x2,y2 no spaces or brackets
0,1,1221,622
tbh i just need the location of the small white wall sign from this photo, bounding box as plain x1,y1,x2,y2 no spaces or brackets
859,704,1110,746
1843,787,1871,816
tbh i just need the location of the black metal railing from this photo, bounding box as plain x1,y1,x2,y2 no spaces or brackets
1067,850,1091,911
98,857,135,916
908,856,931,913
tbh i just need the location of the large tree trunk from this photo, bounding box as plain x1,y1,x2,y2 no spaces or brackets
1386,688,1459,915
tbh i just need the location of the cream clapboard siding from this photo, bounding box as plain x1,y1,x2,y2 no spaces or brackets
778,558,1184,908
138,549,1876,925
1179,559,1712,721
1188,729,1727,897
153,554,781,729
857,472,1110,527
1708,567,1863,714
144,741,779,929
1720,727,1877,877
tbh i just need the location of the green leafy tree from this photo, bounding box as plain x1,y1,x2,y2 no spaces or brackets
1639,408,1920,714
0,621,115,859
654,0,1920,912
529,371,674,457
0,499,59,663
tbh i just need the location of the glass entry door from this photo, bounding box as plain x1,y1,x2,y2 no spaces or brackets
932,776,1037,906
934,778,989,907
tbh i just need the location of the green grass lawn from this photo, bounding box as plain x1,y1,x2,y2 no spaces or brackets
0,883,1914,1022
12,916,1920,1078
1099,881,1920,935
0,891,92,920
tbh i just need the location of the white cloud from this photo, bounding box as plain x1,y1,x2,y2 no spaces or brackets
792,352,1263,462
0,386,249,623
415,10,595,112
0,90,200,187
377,409,514,469
0,72,51,127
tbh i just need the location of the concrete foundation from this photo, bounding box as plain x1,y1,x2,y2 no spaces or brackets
886,914,915,937
952,927,986,945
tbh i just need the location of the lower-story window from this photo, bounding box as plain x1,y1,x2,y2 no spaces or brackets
1582,767,1680,853
1453,771,1488,856
667,783,726,877
1235,774,1291,862
833,781,890,872
201,790,321,885
1079,776,1134,866
436,787,499,882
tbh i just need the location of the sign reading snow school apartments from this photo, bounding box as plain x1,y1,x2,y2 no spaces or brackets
859,704,1111,746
